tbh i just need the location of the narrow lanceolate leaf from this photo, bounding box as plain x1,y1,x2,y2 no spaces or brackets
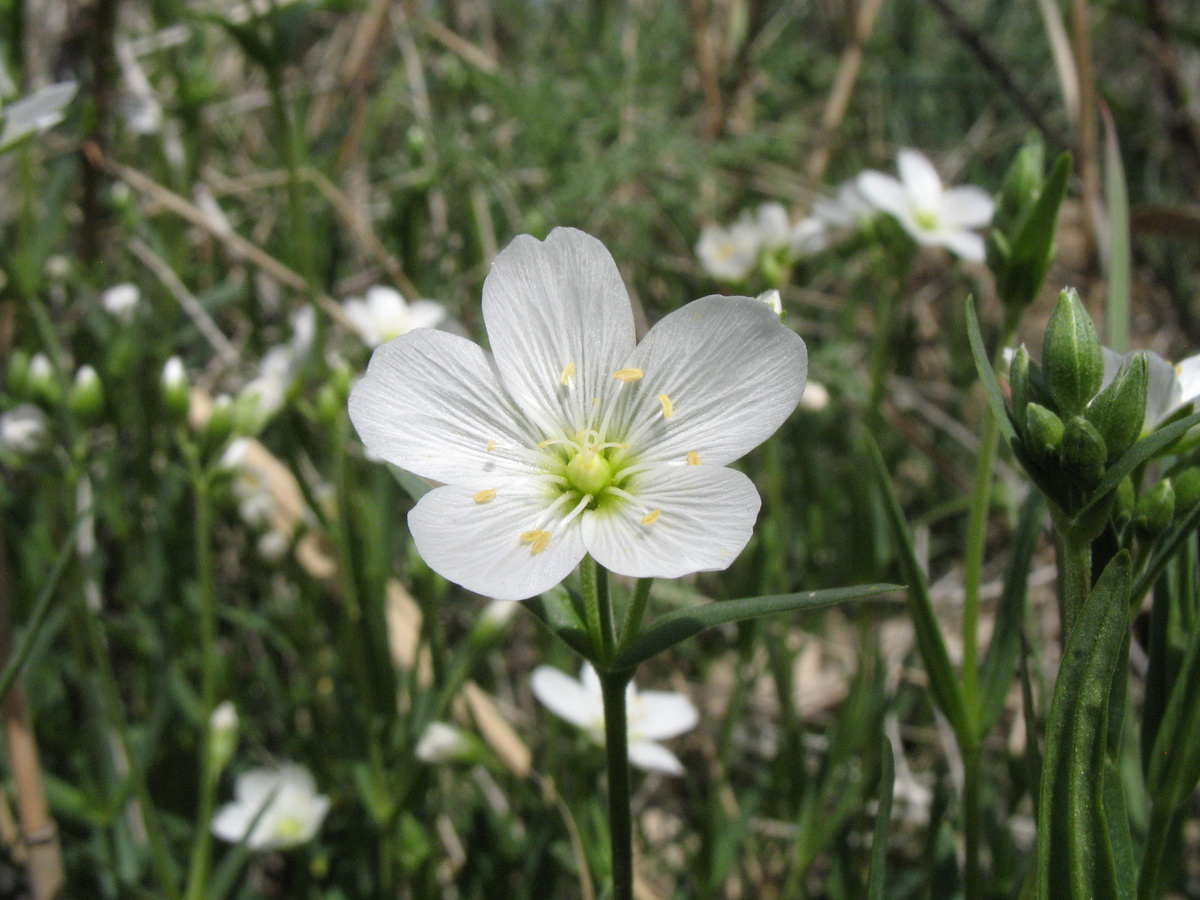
1130,494,1200,607
865,433,972,744
977,492,1045,736
1101,103,1130,354
1146,586,1200,813
965,297,1018,444
867,738,895,900
1037,551,1132,900
610,583,897,671
524,586,594,661
1075,410,1200,520
1005,152,1072,311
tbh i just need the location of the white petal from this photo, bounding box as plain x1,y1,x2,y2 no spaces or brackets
630,691,699,741
235,767,284,804
582,465,761,578
408,480,587,600
408,299,448,330
1144,351,1183,428
627,741,684,775
615,296,807,467
940,186,995,229
857,171,910,221
211,800,259,844
1174,354,1200,406
755,202,792,250
483,228,637,438
348,328,541,482
531,666,604,732
897,148,943,205
935,228,986,262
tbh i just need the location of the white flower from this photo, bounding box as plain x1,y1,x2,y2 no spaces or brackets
415,722,475,764
0,404,51,456
342,286,446,348
798,380,829,412
812,180,874,232
857,149,994,262
349,228,808,601
0,81,77,149
1102,348,1200,434
211,763,330,851
756,202,827,258
101,283,141,320
531,664,698,775
695,218,761,282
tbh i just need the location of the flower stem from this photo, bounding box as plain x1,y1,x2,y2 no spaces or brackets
599,669,634,900
617,578,653,654
582,556,614,664
1055,522,1092,640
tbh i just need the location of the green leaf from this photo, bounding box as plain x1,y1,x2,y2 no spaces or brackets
1003,152,1072,311
867,738,895,900
977,491,1045,736
865,432,973,744
388,464,433,501
1130,497,1200,607
610,583,897,671
1146,573,1200,812
524,585,594,661
1101,104,1130,354
1075,410,1200,520
1037,551,1132,900
966,297,1018,444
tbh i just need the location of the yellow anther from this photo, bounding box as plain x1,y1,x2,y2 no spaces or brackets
560,362,577,385
519,530,543,543
486,440,498,452
473,488,497,504
537,439,555,448
686,451,700,466
530,532,552,554
612,368,644,383
640,508,661,525
658,393,674,419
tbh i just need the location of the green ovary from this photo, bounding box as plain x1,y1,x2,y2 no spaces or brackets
565,448,615,496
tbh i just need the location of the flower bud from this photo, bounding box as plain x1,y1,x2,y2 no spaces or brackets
1009,345,1031,434
415,722,481,765
27,353,60,407
205,394,235,449
1114,475,1136,524
755,289,783,318
994,136,1044,235
1174,468,1200,513
207,701,239,775
1042,288,1104,417
1134,478,1175,537
161,357,190,420
1025,402,1064,459
1084,352,1147,463
1062,415,1107,486
68,365,104,423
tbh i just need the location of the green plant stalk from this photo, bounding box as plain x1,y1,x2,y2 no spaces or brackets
581,556,612,663
1138,803,1178,900
599,669,634,900
617,578,653,654
183,468,219,900
1055,523,1092,639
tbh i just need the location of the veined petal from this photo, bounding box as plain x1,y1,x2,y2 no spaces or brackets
631,691,699,741
349,328,541,482
857,171,910,221
531,666,604,732
483,228,637,438
935,228,986,262
408,480,587,601
1145,350,1183,428
628,741,684,775
940,186,995,229
1175,354,1200,406
582,465,761,578
897,148,943,205
615,296,807,467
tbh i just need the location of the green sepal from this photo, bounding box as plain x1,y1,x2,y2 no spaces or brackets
1085,352,1147,463
610,582,897,671
1026,402,1065,459
1009,345,1032,435
1042,288,1104,417
1133,478,1175,537
1062,416,1107,486
1036,551,1132,900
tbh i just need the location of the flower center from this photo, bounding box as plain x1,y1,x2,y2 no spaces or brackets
913,208,939,232
565,445,615,496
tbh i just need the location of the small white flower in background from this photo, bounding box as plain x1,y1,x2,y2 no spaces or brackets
788,216,828,257
415,722,476,764
342,286,447,348
798,380,830,413
211,763,330,851
101,283,141,320
0,404,51,456
1102,347,1200,435
812,180,874,232
350,228,807,600
237,307,316,430
256,530,290,564
695,217,761,282
208,702,239,773
756,290,783,317
857,148,994,262
0,81,77,150
219,438,276,528
531,664,698,775
755,202,791,253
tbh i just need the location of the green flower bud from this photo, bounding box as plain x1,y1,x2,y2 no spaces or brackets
1062,415,1107,485
1114,475,1136,524
1134,478,1175,536
1085,352,1147,463
1025,402,1064,459
161,357,190,421
27,353,60,407
1042,288,1104,417
68,365,104,423
994,136,1044,234
207,701,239,776
1173,468,1200,513
1009,345,1032,434
205,393,235,449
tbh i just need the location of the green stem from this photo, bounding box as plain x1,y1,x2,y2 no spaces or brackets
599,670,634,900
962,743,983,900
581,556,613,664
617,578,653,654
1137,804,1177,900
1056,524,1093,640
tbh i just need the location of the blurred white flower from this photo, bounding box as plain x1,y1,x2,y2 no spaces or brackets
857,149,994,262
531,663,698,775
208,701,239,773
342,286,446,348
695,218,760,282
812,180,874,232
0,404,51,456
256,530,290,564
755,202,791,252
788,216,829,257
797,380,829,412
237,307,316,430
211,763,329,851
101,283,141,320
415,722,475,764
0,81,77,149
